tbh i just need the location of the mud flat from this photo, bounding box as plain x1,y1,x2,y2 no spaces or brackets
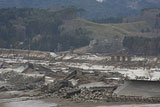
0,95,123,107
1,97,160,107
0,96,139,107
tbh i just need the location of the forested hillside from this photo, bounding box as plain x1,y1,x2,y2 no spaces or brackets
123,36,160,55
0,7,160,53
124,8,160,28
0,7,90,52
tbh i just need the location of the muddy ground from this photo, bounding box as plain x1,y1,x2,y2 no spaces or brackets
1,96,160,107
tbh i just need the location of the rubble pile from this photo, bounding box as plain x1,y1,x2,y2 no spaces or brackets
41,69,122,102
66,68,90,85
71,88,115,102
45,81,121,103
46,84,160,103
40,69,160,103
0,85,11,91
46,80,73,93
22,63,53,75
2,49,160,105
0,71,45,91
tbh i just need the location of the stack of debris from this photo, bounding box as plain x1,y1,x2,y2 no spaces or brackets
22,63,53,76
0,71,45,91
42,68,120,102
71,87,115,102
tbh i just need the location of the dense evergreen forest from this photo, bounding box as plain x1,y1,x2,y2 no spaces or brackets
123,36,160,56
0,7,90,52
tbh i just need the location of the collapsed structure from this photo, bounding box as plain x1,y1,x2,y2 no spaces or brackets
0,48,160,104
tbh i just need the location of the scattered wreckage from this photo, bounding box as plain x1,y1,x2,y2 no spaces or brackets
1,49,160,104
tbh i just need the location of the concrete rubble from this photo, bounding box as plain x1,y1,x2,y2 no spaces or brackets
0,71,45,91
1,49,160,105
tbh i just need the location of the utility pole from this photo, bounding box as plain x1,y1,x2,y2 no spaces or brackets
28,43,30,63
27,34,31,64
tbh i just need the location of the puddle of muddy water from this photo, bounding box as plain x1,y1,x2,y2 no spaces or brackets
3,100,58,107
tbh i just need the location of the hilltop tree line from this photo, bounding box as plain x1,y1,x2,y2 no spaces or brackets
0,7,90,52
123,36,160,56
91,17,123,24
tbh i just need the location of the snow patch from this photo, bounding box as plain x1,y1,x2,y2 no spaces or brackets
96,0,105,3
